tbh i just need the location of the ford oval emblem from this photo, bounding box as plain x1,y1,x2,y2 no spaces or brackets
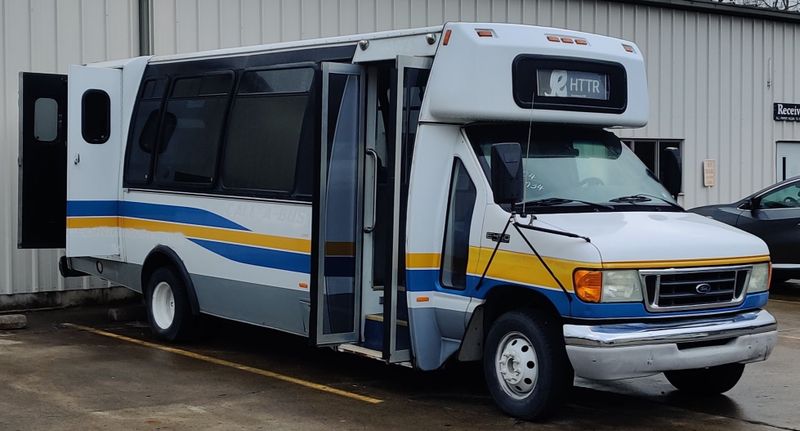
695,283,712,294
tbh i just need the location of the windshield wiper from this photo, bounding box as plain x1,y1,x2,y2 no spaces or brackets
610,194,684,210
516,197,613,211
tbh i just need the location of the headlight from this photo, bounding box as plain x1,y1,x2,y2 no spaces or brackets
602,270,644,302
747,263,771,293
573,269,643,303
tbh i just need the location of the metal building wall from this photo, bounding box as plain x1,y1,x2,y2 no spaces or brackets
0,0,139,295
153,0,800,209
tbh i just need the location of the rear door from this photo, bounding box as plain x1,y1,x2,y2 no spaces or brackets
66,65,123,257
18,72,68,248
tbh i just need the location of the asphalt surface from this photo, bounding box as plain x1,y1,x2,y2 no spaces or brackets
1,286,799,430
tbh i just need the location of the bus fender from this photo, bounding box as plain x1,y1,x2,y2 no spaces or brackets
142,245,201,315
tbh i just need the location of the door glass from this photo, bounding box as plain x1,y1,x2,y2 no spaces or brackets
759,183,800,209
34,98,58,142
441,160,477,290
322,74,360,335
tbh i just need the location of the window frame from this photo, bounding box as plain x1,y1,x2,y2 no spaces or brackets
150,70,236,191
439,157,478,291
218,62,319,202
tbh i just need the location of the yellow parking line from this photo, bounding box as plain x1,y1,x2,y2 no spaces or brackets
63,323,383,405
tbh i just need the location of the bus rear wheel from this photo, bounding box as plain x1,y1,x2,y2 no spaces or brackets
664,363,745,395
145,267,196,342
483,310,572,420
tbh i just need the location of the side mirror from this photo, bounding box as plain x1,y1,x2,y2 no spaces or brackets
491,143,524,205
660,146,682,199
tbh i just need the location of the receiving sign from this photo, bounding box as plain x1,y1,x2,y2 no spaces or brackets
536,69,609,101
774,103,800,122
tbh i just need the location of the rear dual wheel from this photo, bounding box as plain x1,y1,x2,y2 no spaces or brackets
483,310,573,420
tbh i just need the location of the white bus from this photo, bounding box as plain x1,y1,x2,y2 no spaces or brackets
19,23,777,419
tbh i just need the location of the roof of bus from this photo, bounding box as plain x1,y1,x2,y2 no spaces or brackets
147,25,444,64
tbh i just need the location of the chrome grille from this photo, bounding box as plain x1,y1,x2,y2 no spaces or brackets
639,265,751,312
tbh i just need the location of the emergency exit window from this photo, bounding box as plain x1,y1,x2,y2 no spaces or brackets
82,89,110,144
33,97,58,142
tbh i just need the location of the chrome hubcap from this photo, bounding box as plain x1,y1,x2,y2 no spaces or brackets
151,281,175,330
495,331,538,400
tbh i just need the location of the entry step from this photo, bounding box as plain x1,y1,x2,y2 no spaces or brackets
363,313,411,352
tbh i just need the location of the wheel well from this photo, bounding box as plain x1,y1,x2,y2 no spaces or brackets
141,246,200,315
458,285,563,362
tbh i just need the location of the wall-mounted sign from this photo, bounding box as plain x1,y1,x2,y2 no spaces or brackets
702,159,716,187
774,103,800,121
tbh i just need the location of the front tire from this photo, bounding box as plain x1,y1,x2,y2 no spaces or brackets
145,267,196,342
664,363,745,395
483,310,573,420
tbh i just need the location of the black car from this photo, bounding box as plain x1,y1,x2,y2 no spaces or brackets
691,176,800,284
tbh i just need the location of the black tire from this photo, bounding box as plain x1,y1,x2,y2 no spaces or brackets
483,310,573,420
144,266,196,342
664,363,745,395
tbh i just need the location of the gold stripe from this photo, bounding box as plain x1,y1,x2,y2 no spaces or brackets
601,255,770,269
63,323,382,404
66,216,119,228
405,252,441,269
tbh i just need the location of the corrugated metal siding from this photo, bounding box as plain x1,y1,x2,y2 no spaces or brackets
152,0,800,209
2,0,800,296
0,0,139,295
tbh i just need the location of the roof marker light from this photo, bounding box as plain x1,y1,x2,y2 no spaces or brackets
546,35,561,42
476,29,494,38
560,37,574,44
443,29,452,45
575,38,588,45
623,44,635,53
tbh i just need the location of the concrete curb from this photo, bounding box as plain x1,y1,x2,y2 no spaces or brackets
0,314,27,330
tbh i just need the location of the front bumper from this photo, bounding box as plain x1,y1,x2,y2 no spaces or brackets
563,309,778,380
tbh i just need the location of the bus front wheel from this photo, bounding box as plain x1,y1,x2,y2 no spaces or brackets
145,266,196,342
483,310,573,420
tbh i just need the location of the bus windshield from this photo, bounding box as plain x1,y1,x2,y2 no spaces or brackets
467,123,679,212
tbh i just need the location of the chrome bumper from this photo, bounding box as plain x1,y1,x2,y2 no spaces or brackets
563,309,778,380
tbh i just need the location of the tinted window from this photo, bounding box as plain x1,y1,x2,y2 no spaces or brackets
155,73,233,187
81,89,110,144
34,98,58,142
759,183,800,209
222,67,315,196
441,160,477,290
125,79,166,185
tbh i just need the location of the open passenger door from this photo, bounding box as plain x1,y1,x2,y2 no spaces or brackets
66,65,123,257
311,63,366,345
383,56,432,363
18,72,68,249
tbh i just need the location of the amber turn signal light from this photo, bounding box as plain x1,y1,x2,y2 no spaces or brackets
574,270,602,303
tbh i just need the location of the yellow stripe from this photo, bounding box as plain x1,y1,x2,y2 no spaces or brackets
602,255,771,269
67,216,311,254
66,216,119,228
62,323,382,404
406,252,441,269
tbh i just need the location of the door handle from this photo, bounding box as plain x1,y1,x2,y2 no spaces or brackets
73,153,80,165
364,148,378,233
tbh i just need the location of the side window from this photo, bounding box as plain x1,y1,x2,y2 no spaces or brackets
759,183,800,209
33,98,59,142
441,159,477,290
155,73,233,187
125,79,167,185
221,67,315,197
81,89,110,144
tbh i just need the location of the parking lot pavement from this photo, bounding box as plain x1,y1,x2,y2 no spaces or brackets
1,291,799,431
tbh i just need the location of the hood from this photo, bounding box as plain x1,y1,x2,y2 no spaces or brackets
536,211,769,264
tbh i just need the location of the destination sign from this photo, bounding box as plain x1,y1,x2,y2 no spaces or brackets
536,69,609,101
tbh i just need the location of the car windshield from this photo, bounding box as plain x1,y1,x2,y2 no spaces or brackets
467,123,679,212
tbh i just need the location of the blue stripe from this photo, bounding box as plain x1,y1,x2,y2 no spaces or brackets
189,238,310,273
67,200,249,231
406,268,771,319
